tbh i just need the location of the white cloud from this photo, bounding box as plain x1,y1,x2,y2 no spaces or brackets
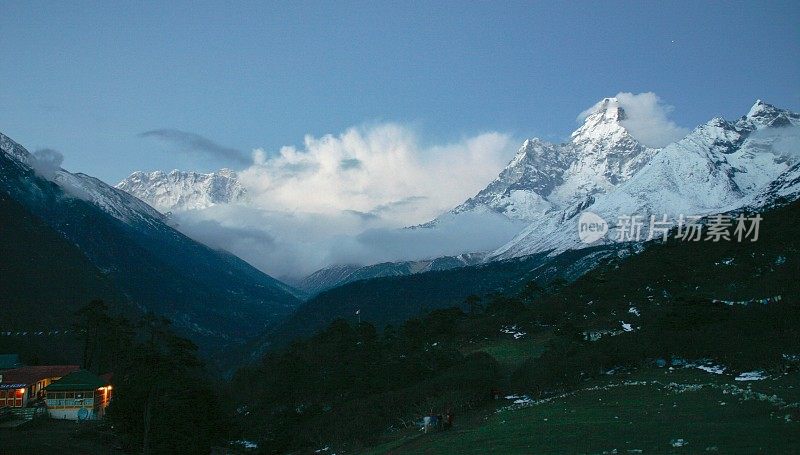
580,92,689,148
750,123,800,160
240,123,516,226
172,206,361,279
31,148,64,179
153,94,690,279
170,123,520,278
327,211,525,267
173,205,524,279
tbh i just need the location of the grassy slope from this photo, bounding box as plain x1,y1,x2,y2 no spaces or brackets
367,368,800,454
464,335,550,373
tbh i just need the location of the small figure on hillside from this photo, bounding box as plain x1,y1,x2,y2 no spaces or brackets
422,414,432,433
491,387,501,400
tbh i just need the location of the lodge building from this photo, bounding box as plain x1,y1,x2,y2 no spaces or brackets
0,365,80,409
0,360,112,421
44,370,113,420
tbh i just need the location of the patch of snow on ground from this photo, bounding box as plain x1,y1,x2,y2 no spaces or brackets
628,306,640,316
500,325,527,339
695,364,726,375
670,438,688,447
232,440,258,449
735,370,768,381
504,394,534,405
621,322,634,332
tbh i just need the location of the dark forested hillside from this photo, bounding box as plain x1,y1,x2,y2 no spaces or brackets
0,192,121,317
0,192,125,364
262,244,631,348
0,133,301,355
230,200,799,453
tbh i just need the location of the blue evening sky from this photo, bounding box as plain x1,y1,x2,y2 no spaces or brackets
1,1,798,183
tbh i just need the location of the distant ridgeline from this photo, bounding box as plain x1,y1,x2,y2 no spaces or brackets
258,198,799,355
251,243,629,352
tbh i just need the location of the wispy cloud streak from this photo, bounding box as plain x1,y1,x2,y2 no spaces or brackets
140,128,251,165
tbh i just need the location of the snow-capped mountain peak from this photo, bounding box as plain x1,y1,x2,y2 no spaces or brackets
743,99,800,129
748,99,768,117
551,97,653,205
0,131,163,225
438,96,656,223
447,137,565,220
569,97,645,160
117,168,248,213
570,97,630,145
490,100,800,261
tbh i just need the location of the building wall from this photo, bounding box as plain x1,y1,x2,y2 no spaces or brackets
49,407,99,420
1,376,67,408
31,377,58,399
0,387,26,407
45,388,111,421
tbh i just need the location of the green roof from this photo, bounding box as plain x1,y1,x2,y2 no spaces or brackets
45,370,108,391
